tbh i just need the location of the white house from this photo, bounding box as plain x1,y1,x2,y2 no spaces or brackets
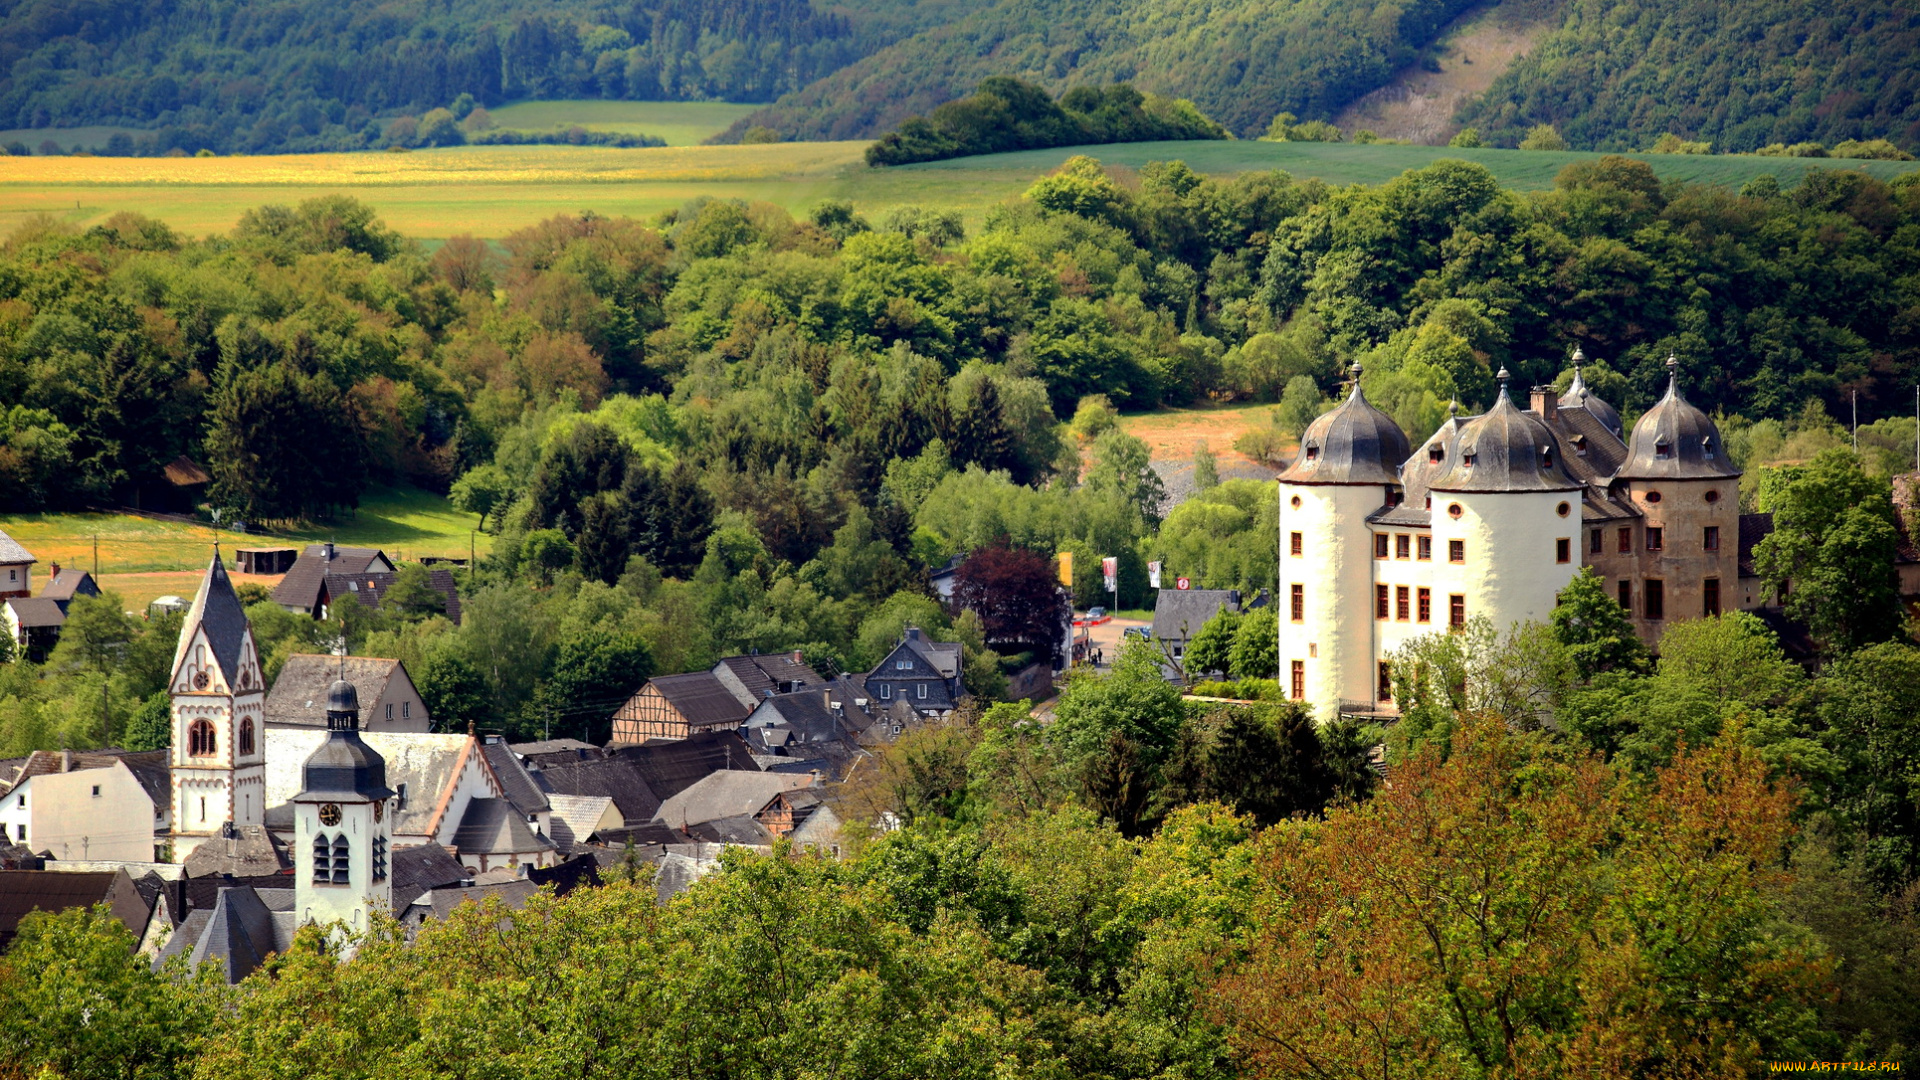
0,751,171,862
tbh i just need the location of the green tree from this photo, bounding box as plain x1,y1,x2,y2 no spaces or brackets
1050,638,1188,770
1183,608,1241,679
449,463,514,531
1228,608,1278,679
1519,122,1567,150
1812,642,1920,888
415,651,491,733
1190,441,1219,491
380,563,446,621
1448,127,1483,148
123,690,172,752
206,363,368,520
1550,566,1649,677
1754,448,1902,653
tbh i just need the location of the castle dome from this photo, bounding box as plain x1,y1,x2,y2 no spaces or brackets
1557,348,1623,437
1278,364,1411,486
1429,371,1583,493
1616,356,1739,481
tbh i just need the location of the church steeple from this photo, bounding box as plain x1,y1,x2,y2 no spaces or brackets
294,677,394,932
169,550,267,862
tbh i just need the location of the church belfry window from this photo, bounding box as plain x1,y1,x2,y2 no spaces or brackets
188,720,216,757
238,719,254,756
331,835,351,884
312,835,330,883
372,836,388,882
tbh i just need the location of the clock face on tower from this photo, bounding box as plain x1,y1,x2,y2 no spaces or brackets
319,803,342,826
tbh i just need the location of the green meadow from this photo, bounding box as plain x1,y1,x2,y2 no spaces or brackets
482,100,762,146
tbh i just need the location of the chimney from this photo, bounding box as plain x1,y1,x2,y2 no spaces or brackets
905,627,921,642
48,562,59,579
792,650,804,664
58,750,71,773
1530,386,1558,423
322,541,335,562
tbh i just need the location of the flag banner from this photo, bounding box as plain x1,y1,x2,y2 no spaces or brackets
1057,551,1073,587
1101,556,1118,593
1148,561,1161,588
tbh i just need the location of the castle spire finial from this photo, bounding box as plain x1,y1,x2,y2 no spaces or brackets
1496,366,1512,401
1665,353,1681,397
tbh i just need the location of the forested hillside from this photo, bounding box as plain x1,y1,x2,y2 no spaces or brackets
0,0,891,154
1454,0,1920,153
721,0,1482,142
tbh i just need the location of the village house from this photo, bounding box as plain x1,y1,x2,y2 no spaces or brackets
3,597,64,662
0,751,171,862
39,564,99,613
0,529,35,600
609,653,824,744
863,628,963,717
270,543,395,617
264,655,432,733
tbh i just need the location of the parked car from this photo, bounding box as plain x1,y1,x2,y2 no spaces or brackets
1123,626,1151,641
1087,606,1107,619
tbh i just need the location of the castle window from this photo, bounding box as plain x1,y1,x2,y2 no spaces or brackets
1617,527,1632,554
1374,534,1389,559
1290,661,1305,701
188,720,216,757
332,835,351,884
1290,584,1304,622
1556,538,1571,564
1448,595,1465,630
1429,445,1443,463
1396,586,1410,621
1289,532,1303,556
1448,540,1465,564
1376,585,1390,620
1646,527,1664,551
1464,452,1478,467
239,719,254,757
1417,587,1431,623
1645,580,1665,620
1395,534,1410,559
1290,495,1302,509
1618,580,1632,610
1704,578,1721,617
1447,503,1463,519
1704,525,1720,551
1645,491,1662,504
1590,529,1603,555
1556,502,1571,518
1377,662,1393,703
1417,536,1432,561
1655,440,1673,459
1705,489,1721,504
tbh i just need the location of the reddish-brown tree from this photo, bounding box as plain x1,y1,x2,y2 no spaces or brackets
952,544,1068,666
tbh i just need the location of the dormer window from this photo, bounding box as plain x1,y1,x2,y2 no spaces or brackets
1463,452,1477,468
1701,437,1715,460
1573,436,1588,457
1655,439,1673,460
1540,446,1554,469
1428,445,1444,463
1304,444,1320,462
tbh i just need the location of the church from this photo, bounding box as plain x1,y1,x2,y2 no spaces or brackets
1277,352,1754,720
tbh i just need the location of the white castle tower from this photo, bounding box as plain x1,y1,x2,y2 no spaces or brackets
169,552,267,861
293,677,394,932
1278,351,1742,720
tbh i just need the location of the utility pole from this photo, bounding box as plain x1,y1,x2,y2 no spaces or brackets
91,534,98,577
1852,389,1858,452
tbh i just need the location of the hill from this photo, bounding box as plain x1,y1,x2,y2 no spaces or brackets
1453,0,1920,153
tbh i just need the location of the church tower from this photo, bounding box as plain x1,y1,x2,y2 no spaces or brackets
169,551,267,862
293,678,394,932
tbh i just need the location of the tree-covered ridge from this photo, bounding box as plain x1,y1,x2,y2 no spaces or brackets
0,0,879,154
1454,0,1920,154
865,79,1227,167
720,0,1484,142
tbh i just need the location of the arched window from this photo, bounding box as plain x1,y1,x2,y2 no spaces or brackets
188,720,216,757
238,719,254,757
311,835,330,883
331,835,351,884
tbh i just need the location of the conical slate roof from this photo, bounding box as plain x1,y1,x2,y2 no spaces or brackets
1557,349,1623,437
170,551,252,686
296,680,393,803
1429,373,1583,493
1278,365,1411,486
1617,357,1740,481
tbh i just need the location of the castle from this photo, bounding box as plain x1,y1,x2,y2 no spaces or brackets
1277,353,1751,720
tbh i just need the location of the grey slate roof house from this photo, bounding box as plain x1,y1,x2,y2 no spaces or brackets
265,655,432,733
863,628,963,717
0,868,149,948
3,597,65,663
317,568,463,625
1151,589,1243,666
271,544,395,617
39,566,99,612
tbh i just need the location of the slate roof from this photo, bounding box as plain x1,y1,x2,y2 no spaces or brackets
901,633,961,678
651,771,818,831
480,740,549,816
1739,513,1775,579
651,672,754,729
266,731,474,838
171,554,253,687
510,738,600,762
39,570,96,603
404,879,539,924
391,842,470,911
604,730,760,802
163,456,212,486
0,530,33,565
265,655,421,729
0,869,147,947
449,798,557,857
532,758,663,825
712,653,823,708
320,569,463,625
687,815,777,846
1557,357,1624,438
181,824,290,878
547,794,618,850
6,597,65,629
1152,589,1241,643
1617,362,1740,481
182,886,293,984
1278,372,1411,486
1429,386,1583,494
527,852,601,896
271,545,391,611
651,851,715,902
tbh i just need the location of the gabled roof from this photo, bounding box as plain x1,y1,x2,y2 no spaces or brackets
391,842,469,911
449,798,556,857
547,794,619,851
651,771,818,831
170,554,254,687
0,530,33,565
1152,589,1240,642
648,672,753,729
527,852,601,896
270,545,391,611
181,824,290,879
187,886,291,985
405,879,538,923
0,869,147,947
5,597,65,629
319,569,462,625
39,569,97,603
480,740,549,816
532,758,662,826
712,653,823,708
604,730,759,802
900,632,961,679
264,655,421,729
163,456,212,486
266,730,476,837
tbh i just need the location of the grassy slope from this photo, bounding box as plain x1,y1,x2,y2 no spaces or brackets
0,485,487,611
6,140,1909,242
483,101,762,146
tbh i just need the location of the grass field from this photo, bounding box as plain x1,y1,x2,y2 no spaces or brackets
0,125,144,154
0,485,487,611
3,139,1913,242
484,101,761,146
